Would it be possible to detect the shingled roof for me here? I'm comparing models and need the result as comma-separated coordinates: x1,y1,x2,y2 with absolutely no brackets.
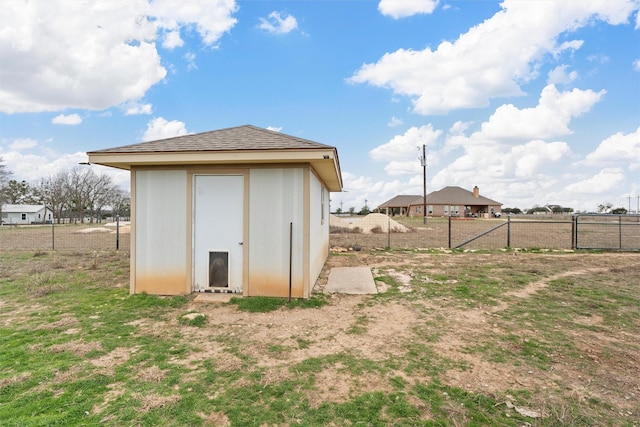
87,124,343,192
378,195,423,208
89,124,334,154
379,187,502,209
425,186,501,206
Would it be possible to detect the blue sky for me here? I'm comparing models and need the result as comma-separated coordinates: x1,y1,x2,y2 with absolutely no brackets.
1,0,639,212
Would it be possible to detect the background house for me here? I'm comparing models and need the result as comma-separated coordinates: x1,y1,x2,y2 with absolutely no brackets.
87,125,342,298
1,204,53,225
379,186,502,218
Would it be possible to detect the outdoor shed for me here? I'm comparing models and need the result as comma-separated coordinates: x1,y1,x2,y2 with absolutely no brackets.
1,204,53,225
87,125,342,298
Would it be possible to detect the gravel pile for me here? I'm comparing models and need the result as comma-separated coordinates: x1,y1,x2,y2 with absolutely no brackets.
330,213,409,234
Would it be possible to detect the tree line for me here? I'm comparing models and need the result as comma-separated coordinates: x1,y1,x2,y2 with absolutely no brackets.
0,157,130,224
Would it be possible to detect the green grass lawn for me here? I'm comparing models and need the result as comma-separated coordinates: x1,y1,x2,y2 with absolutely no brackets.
1,250,638,426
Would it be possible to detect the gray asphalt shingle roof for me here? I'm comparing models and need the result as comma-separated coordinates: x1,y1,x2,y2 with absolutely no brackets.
89,124,334,154
378,195,423,208
426,186,501,206
378,187,502,208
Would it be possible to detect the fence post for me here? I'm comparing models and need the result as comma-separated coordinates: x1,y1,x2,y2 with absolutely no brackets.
51,221,55,251
571,215,576,249
448,215,452,249
618,214,622,250
387,216,390,249
116,215,120,250
507,214,511,248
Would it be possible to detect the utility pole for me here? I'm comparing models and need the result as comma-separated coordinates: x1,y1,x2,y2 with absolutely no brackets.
419,144,427,225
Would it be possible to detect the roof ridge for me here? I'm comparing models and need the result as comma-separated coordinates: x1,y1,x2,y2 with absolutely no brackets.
87,124,335,154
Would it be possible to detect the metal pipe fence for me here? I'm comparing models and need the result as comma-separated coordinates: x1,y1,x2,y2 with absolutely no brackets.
0,217,130,252
330,214,640,251
2,214,638,253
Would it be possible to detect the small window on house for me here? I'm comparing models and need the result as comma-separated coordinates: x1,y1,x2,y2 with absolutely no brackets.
21,213,26,220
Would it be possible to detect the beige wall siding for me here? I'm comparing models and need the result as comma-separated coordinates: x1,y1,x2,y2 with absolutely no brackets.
134,170,188,295
248,168,305,297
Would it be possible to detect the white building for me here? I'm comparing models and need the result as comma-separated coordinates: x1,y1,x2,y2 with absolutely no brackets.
1,204,53,225
87,125,343,298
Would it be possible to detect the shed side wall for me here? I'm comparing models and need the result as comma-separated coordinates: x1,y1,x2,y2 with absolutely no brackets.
134,170,188,295
308,171,329,296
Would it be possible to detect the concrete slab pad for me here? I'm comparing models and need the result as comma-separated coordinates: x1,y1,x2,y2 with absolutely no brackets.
193,293,234,303
325,267,377,294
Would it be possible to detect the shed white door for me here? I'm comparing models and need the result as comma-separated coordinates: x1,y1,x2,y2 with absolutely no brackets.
193,175,244,293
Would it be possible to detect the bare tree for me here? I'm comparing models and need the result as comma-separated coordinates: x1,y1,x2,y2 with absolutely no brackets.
109,187,131,219
597,202,613,214
84,171,118,223
36,170,69,224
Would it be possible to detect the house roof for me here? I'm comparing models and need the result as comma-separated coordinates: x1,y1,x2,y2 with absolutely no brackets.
379,187,502,210
87,125,342,191
378,195,423,209
2,204,48,213
420,186,502,206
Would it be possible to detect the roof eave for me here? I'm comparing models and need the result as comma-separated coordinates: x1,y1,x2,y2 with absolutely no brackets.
87,148,343,192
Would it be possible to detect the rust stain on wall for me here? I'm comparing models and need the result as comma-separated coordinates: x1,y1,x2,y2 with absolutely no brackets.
135,273,187,295
248,272,304,298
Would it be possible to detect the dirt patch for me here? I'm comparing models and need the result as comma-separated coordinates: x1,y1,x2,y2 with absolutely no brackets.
90,347,134,375
505,267,609,299
135,365,167,383
48,340,103,357
136,393,181,411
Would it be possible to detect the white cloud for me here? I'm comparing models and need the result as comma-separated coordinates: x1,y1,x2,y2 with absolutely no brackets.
585,127,640,169
387,116,404,127
123,101,153,116
0,146,128,189
370,125,441,175
162,30,184,49
547,65,578,85
142,117,189,141
378,0,438,19
258,12,298,34
478,85,605,141
564,168,626,195
266,126,282,132
0,0,238,113
350,0,637,114
151,0,238,46
51,113,82,125
8,138,38,151
633,59,640,71
184,52,198,71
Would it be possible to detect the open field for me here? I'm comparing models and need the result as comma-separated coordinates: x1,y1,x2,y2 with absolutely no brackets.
1,249,638,426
